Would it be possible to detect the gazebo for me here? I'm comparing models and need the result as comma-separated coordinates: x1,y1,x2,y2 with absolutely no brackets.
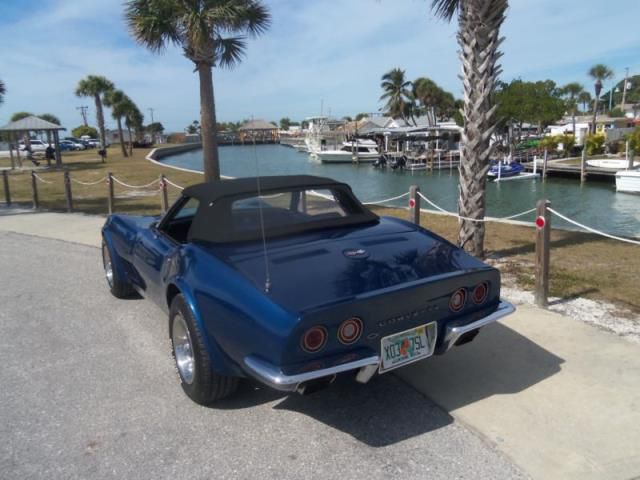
0,115,66,168
238,119,279,143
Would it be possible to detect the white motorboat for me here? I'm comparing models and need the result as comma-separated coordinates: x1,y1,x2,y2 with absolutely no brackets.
311,139,380,163
587,159,640,169
615,170,640,193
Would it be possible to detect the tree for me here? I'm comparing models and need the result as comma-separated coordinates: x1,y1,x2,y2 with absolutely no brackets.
279,117,292,130
10,111,33,122
186,120,201,134
588,64,614,133
103,89,130,157
379,68,412,123
123,99,144,153
0,79,5,106
431,0,508,257
75,75,115,148
38,113,61,125
412,77,456,124
72,125,98,138
342,116,353,122
125,0,270,182
578,91,592,113
147,122,165,134
355,112,368,121
561,82,583,138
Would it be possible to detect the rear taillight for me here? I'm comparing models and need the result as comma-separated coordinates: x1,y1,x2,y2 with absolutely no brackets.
472,282,489,304
301,326,328,353
449,288,466,312
338,317,363,345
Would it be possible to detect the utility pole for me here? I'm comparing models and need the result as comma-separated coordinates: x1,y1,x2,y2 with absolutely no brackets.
147,108,155,124
621,67,630,110
148,108,155,143
76,106,88,126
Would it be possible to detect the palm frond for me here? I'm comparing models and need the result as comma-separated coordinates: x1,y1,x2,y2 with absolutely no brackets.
215,36,247,68
125,0,181,52
431,0,459,21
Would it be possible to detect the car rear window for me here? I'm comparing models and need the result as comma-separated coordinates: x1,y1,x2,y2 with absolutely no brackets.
231,189,349,232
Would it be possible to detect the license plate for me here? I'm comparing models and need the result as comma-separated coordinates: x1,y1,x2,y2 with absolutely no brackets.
379,322,437,373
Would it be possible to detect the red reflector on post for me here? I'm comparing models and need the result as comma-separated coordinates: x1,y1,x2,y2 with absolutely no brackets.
535,216,546,229
408,198,416,208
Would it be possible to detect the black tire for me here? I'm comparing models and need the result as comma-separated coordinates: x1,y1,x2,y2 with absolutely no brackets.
102,240,135,298
169,294,239,405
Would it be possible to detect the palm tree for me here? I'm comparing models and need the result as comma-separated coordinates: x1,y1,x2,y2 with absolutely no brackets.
379,68,413,124
75,75,115,149
561,82,583,138
123,100,144,155
431,0,508,257
413,77,453,125
38,113,62,146
578,91,592,113
0,79,5,106
588,64,614,133
125,0,270,182
103,89,130,158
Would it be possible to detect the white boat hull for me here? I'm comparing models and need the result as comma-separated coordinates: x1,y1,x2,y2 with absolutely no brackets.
587,159,640,169
615,171,640,193
315,151,379,163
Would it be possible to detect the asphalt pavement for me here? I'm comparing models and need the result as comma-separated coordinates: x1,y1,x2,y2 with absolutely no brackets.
0,231,526,480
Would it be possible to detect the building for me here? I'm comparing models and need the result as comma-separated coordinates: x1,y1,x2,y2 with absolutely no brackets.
238,119,279,143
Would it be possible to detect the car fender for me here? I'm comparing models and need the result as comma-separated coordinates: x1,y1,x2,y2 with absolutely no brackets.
101,229,130,284
169,278,244,377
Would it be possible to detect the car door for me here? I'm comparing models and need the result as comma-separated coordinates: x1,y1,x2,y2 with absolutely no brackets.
133,196,199,306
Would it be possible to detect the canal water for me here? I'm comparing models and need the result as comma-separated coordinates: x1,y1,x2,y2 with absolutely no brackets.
162,144,640,238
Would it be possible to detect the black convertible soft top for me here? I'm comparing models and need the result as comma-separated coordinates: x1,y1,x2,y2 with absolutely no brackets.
183,176,379,243
183,175,343,203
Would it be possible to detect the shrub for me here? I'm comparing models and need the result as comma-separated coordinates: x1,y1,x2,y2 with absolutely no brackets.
585,132,606,155
72,125,98,138
626,127,640,155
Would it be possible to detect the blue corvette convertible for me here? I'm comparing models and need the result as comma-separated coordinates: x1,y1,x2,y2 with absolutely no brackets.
102,175,514,405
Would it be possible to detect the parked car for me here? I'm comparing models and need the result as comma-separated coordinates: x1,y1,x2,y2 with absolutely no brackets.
85,138,102,148
62,138,87,150
59,139,84,151
19,139,48,153
101,175,514,405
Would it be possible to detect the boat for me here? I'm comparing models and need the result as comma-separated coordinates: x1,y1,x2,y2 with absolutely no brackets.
487,161,525,179
615,170,640,193
587,159,640,169
406,156,428,171
311,139,380,163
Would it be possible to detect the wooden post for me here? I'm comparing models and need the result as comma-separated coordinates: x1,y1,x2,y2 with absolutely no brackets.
53,130,62,168
2,170,11,205
160,174,169,213
107,172,114,214
542,148,548,179
14,132,22,168
409,185,420,226
580,147,587,183
31,171,39,209
534,199,551,307
8,140,15,170
63,170,73,212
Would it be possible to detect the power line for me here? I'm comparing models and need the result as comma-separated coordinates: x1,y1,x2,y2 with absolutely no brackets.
76,106,88,126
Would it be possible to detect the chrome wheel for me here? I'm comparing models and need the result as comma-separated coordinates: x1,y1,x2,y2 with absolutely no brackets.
172,312,195,384
102,244,113,288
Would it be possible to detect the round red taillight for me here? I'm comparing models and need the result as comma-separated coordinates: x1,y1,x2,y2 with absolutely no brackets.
338,317,363,345
449,288,466,312
472,282,489,304
301,326,328,353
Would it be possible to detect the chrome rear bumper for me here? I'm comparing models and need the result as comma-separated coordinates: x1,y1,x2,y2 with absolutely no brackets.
440,300,515,352
244,300,515,392
244,355,380,392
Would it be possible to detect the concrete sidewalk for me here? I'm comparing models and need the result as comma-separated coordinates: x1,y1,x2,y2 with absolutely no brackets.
1,208,639,480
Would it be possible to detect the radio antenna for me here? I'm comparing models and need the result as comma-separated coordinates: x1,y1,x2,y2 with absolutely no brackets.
252,123,271,293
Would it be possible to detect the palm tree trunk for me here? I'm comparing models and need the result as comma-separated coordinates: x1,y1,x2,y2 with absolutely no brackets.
95,94,107,149
591,97,599,134
456,0,506,257
127,123,133,156
116,117,128,158
198,63,220,182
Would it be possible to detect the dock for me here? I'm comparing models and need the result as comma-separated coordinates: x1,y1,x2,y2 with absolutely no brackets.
523,160,617,181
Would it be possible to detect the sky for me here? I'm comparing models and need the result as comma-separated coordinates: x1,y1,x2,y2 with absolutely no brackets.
1,0,639,133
